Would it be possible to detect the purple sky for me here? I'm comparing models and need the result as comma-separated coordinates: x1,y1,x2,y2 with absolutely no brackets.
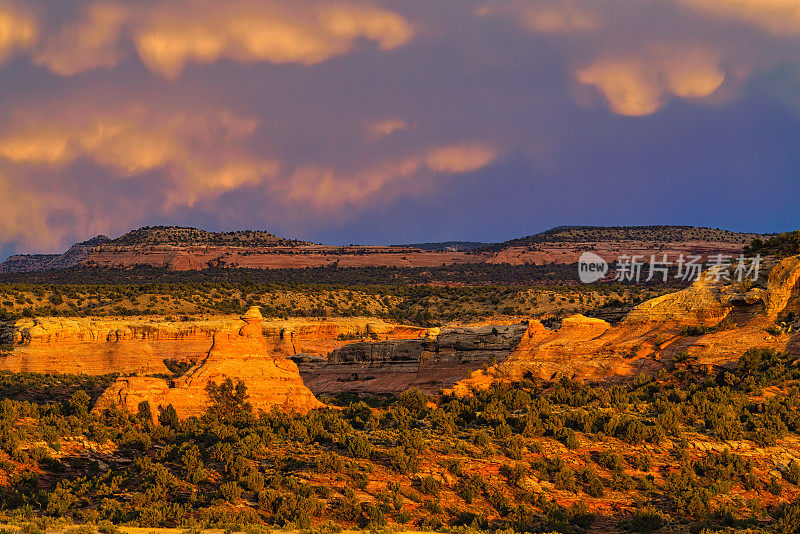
1,0,799,259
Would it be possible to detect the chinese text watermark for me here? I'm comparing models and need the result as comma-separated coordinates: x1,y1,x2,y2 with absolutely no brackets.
578,252,761,284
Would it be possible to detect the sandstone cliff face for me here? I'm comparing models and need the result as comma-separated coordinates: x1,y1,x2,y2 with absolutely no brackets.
95,307,323,420
0,317,238,375
450,255,800,395
0,315,427,375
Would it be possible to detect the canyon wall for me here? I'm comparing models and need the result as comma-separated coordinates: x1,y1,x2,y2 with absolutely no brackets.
298,323,528,395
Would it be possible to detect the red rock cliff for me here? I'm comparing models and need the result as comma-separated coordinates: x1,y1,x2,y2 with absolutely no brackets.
94,307,323,419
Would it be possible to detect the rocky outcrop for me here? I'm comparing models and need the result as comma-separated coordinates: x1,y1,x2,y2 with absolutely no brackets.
764,255,800,320
299,323,527,394
95,307,323,420
621,275,732,326
449,255,800,395
0,315,428,375
0,317,238,375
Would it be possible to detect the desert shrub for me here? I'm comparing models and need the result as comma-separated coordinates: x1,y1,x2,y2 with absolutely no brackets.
598,451,626,472
205,378,253,426
317,450,344,473
624,508,666,533
584,468,606,498
97,523,122,534
558,427,580,449
346,434,372,458
786,461,800,486
680,326,709,336
158,404,180,428
775,500,800,534
554,466,577,493
500,463,526,487
387,446,418,474
219,481,243,503
624,419,647,445
472,430,491,448
419,475,442,496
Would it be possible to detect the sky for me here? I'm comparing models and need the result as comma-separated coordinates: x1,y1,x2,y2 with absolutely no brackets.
1,0,800,259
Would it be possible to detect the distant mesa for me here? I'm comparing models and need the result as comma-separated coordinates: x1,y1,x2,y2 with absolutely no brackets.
483,225,766,252
107,225,310,247
397,241,489,251
0,224,768,274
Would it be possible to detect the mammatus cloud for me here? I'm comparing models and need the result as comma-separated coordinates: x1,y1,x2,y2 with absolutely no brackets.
482,1,789,115
576,50,726,116
135,4,413,78
2,0,800,254
0,97,497,248
2,1,413,78
0,7,36,59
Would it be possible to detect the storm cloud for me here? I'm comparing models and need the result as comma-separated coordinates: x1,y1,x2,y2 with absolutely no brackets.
1,0,799,256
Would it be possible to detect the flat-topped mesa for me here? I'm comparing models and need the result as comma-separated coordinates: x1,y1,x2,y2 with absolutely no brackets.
94,306,323,421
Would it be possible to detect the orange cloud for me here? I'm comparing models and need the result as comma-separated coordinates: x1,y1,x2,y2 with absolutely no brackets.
134,2,413,78
0,172,68,250
478,1,599,33
577,51,725,116
0,7,36,60
425,144,498,173
576,59,663,116
681,0,800,36
34,3,128,75
285,143,498,211
485,1,737,116
0,106,275,208
664,51,726,98
12,1,412,77
366,118,408,140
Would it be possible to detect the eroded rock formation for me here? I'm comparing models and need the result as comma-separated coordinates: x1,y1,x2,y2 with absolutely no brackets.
95,307,323,419
0,315,427,375
449,254,800,395
299,323,528,394
0,317,235,375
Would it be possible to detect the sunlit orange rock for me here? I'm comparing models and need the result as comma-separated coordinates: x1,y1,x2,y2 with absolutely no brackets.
0,314,428,375
95,307,323,420
449,255,800,395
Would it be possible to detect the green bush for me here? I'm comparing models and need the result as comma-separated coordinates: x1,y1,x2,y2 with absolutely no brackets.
219,481,243,503
419,475,442,496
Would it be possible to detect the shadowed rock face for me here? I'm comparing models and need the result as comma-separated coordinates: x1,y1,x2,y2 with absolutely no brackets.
94,307,323,420
298,323,528,395
449,255,800,395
